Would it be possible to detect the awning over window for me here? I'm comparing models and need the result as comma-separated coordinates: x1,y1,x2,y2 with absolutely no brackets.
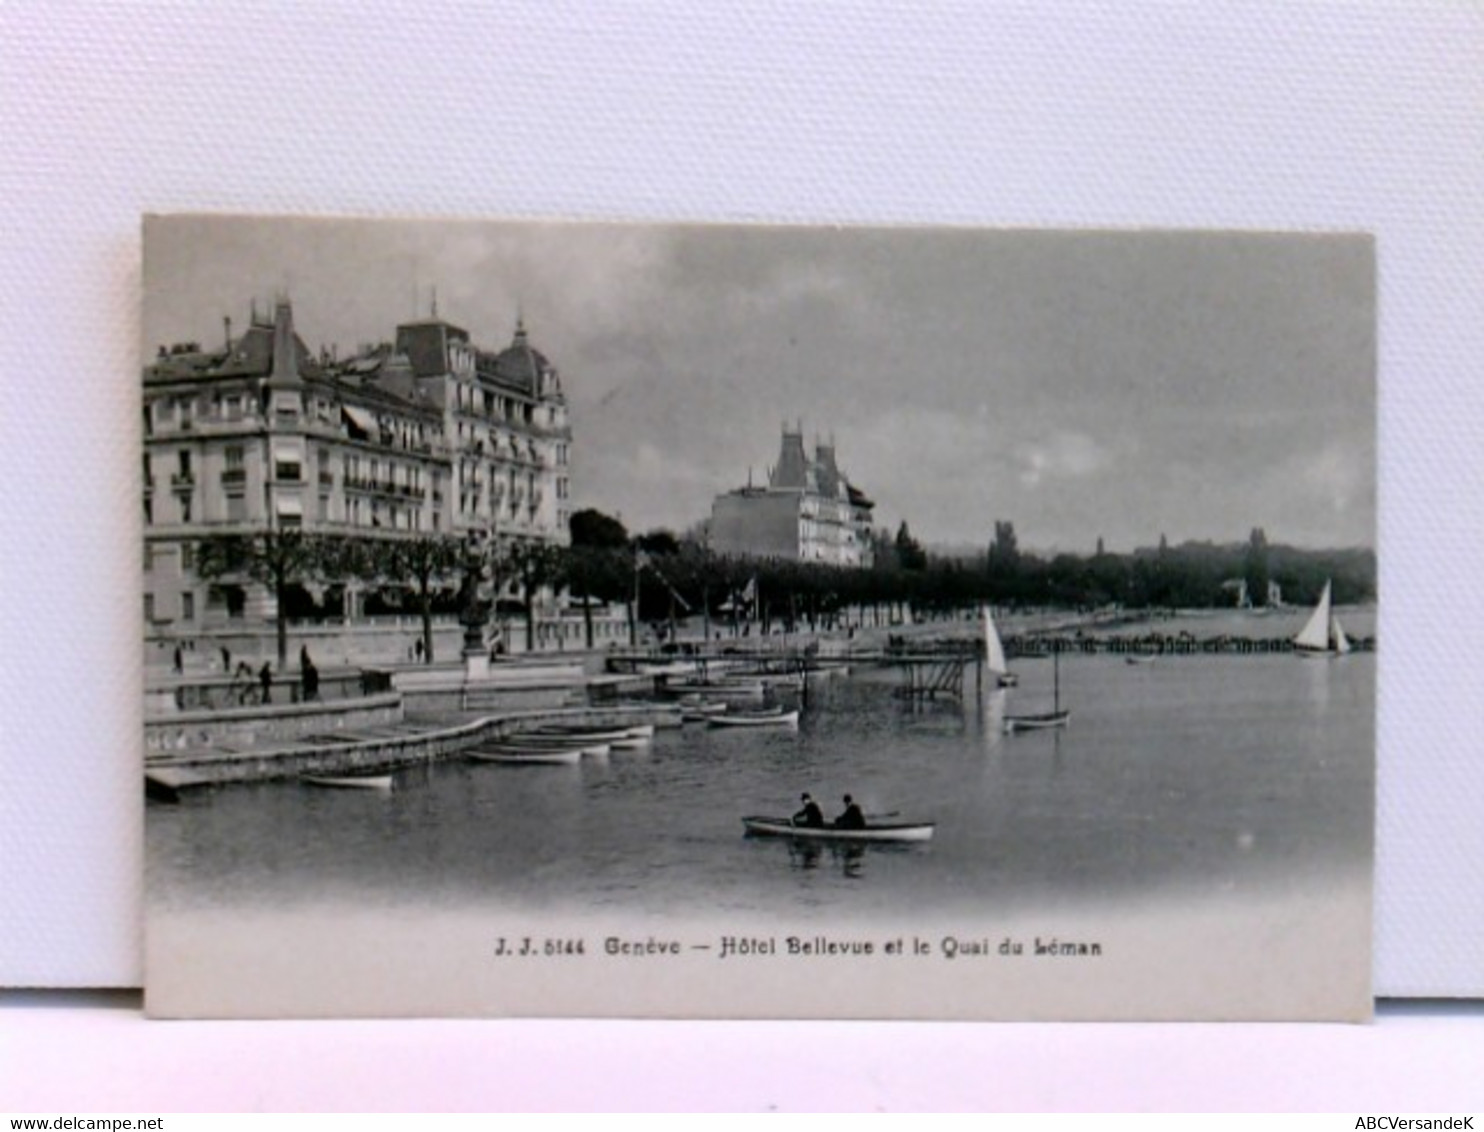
271,444,302,464
342,404,378,433
275,496,303,517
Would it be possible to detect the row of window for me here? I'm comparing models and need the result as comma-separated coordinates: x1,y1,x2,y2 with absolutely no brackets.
146,390,445,451
144,543,195,572
453,421,556,466
144,392,254,437
144,489,452,532
147,445,445,490
454,381,542,425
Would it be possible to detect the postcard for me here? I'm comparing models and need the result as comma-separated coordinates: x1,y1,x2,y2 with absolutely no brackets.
142,216,1375,1019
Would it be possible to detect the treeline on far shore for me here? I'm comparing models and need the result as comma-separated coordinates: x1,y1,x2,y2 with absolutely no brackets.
575,517,1376,633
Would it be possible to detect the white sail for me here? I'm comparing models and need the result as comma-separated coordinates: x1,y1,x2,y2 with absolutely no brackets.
981,605,1009,675
1294,580,1334,652
1331,614,1351,655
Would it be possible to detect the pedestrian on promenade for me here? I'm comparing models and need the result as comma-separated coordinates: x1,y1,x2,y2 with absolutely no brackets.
259,661,272,704
300,646,319,702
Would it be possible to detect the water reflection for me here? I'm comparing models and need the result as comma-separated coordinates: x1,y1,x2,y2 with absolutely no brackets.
782,838,893,878
978,689,1007,748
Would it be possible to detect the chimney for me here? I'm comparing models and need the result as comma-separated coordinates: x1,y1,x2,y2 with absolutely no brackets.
269,297,300,386
224,316,232,352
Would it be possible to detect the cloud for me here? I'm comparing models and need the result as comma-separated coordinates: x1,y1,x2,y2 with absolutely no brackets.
1016,431,1112,489
586,441,724,535
1297,441,1368,518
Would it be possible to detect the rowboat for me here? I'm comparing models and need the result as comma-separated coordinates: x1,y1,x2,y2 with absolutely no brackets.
708,708,799,729
680,702,728,723
1003,648,1071,733
301,773,394,791
497,735,613,756
741,816,935,843
522,730,648,750
530,723,655,742
666,679,766,698
749,672,806,690
1002,710,1072,733
468,746,582,765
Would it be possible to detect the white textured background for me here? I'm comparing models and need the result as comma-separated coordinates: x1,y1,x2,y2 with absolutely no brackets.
1,0,1481,1110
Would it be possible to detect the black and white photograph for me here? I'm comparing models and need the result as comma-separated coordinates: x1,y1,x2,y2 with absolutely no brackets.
142,216,1375,1020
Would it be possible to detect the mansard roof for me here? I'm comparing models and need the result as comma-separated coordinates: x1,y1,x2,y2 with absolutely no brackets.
477,319,559,397
144,322,322,385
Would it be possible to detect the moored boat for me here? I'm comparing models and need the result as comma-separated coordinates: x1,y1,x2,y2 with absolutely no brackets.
708,708,799,729
1002,710,1071,733
498,734,614,756
301,773,394,791
531,723,655,741
1003,647,1070,733
468,746,583,765
680,702,728,722
741,815,935,842
665,679,766,698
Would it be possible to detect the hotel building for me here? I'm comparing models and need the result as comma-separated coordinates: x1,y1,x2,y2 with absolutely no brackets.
709,426,875,566
142,297,572,634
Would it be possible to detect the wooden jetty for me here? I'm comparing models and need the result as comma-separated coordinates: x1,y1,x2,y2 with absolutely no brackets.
884,644,983,702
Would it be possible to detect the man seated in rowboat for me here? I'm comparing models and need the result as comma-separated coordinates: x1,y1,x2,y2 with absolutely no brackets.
792,792,825,828
834,794,866,830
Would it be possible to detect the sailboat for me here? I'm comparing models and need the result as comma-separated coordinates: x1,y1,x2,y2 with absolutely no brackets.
1003,646,1071,732
981,605,1018,687
1292,579,1352,658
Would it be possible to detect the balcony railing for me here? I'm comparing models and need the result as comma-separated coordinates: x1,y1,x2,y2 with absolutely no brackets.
170,472,195,487
221,468,246,486
344,475,408,497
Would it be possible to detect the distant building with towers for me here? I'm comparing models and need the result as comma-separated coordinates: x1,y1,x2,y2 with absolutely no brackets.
709,425,875,566
141,295,572,633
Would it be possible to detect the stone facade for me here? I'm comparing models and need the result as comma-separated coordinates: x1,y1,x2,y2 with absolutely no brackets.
709,427,874,565
142,298,572,640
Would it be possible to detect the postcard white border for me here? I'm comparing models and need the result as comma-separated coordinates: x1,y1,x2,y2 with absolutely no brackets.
2,0,1481,1110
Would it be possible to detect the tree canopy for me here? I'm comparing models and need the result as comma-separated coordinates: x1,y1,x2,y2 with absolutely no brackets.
569,508,630,549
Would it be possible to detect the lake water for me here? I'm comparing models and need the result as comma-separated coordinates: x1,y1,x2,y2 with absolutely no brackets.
146,608,1374,1018
150,608,1374,920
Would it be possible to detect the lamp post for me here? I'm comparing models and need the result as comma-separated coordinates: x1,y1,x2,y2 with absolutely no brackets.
458,530,491,680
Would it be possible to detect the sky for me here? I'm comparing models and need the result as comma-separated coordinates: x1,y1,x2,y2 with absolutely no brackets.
143,217,1375,553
